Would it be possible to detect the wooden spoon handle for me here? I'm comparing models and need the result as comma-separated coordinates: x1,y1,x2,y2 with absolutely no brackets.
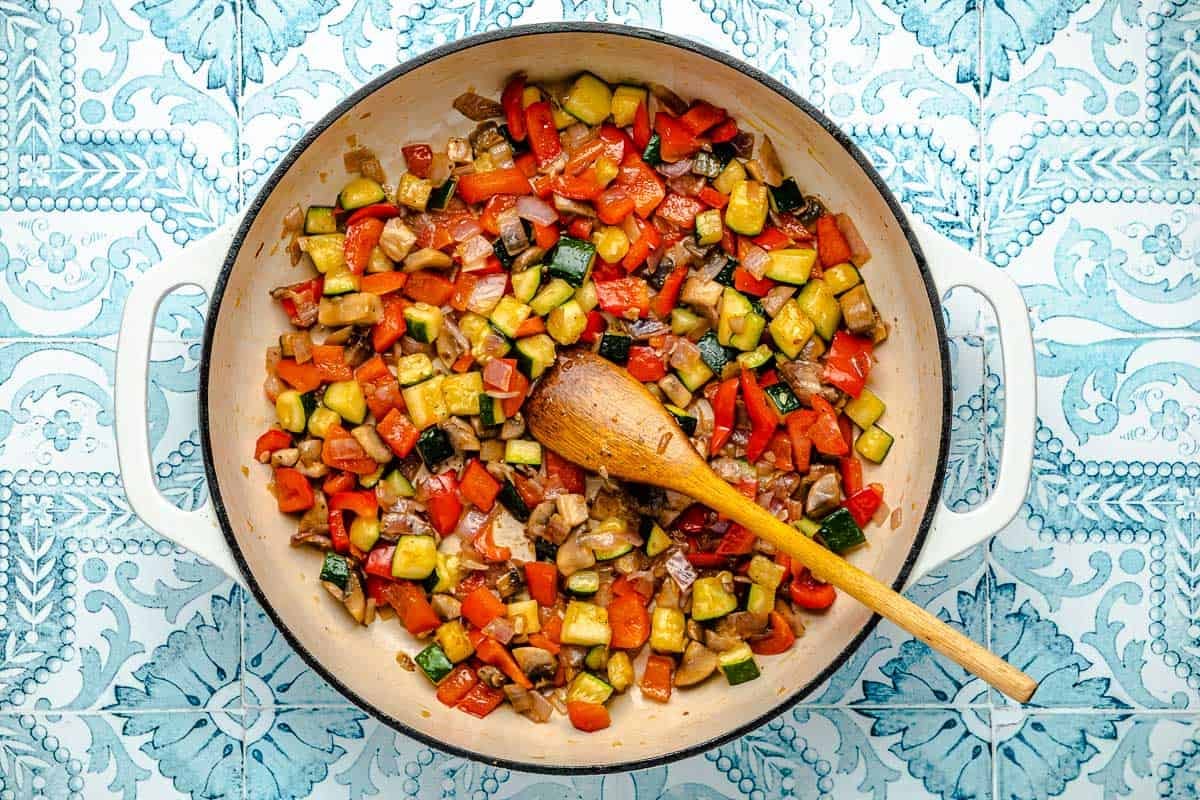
684,470,1038,703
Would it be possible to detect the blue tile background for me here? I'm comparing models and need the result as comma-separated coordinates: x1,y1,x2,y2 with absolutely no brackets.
1,0,1198,796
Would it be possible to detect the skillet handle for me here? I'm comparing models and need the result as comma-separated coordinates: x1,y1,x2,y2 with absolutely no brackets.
906,222,1036,586
115,222,246,585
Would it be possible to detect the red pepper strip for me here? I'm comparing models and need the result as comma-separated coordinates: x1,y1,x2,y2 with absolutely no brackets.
809,396,850,456
752,226,791,251
786,410,816,472
751,611,798,655
311,345,352,382
580,310,607,344
401,143,434,178
359,271,407,295
480,194,518,235
376,409,419,458
715,524,756,556
567,701,611,732
650,264,687,319
844,484,884,527
524,561,558,607
674,504,709,534
817,213,852,267
476,638,533,689
615,155,665,219
524,101,562,166
768,429,794,471
626,346,667,382
608,592,651,650
655,192,706,229
344,202,401,227
501,370,531,419
533,221,560,249
740,369,779,462
328,490,378,518
344,217,384,275
372,294,408,353
732,266,775,297
653,113,702,162
425,471,463,535
680,101,727,134
790,568,836,610
708,118,739,143
323,471,356,496
321,425,377,474
274,359,323,393
640,655,673,703
363,545,395,578
461,586,507,630
564,138,606,175
460,458,501,512
404,271,455,306
457,682,505,717
255,429,292,461
436,665,478,706
501,74,527,141
686,552,730,568
595,185,636,225
710,377,740,453
594,277,650,319
544,449,586,494
599,123,630,162
274,467,314,513
327,509,349,552
698,185,728,209
621,217,661,272
632,100,651,150
456,167,532,204
527,633,561,655
840,456,864,497
823,330,875,399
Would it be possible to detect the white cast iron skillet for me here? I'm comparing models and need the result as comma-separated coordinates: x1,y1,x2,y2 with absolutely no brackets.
114,24,1035,772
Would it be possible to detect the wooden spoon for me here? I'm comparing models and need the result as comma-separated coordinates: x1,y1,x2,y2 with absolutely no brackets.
525,350,1037,703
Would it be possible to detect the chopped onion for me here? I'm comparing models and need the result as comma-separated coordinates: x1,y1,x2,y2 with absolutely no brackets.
265,346,282,371
668,174,706,197
457,234,494,266
578,526,642,552
741,242,770,279
487,140,515,169
283,205,304,232
622,213,642,243
525,691,554,723
759,135,785,186
498,208,529,255
429,153,451,185
484,388,522,400
731,131,755,158
561,123,592,151
516,195,558,227
263,374,284,403
665,549,697,591
455,508,490,539
628,318,669,340
450,216,483,242
478,330,511,361
504,683,532,713
482,615,515,644
284,331,313,364
658,158,694,178
761,285,796,317
669,337,704,371
553,194,595,217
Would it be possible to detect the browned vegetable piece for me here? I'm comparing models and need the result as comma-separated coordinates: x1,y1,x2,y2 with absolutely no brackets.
839,285,876,335
454,92,504,121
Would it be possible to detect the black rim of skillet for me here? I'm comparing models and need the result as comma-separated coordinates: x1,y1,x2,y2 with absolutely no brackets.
199,21,952,775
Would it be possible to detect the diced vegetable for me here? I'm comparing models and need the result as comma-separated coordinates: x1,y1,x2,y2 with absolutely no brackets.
650,606,686,653
561,600,612,647
855,424,894,463
717,643,761,685
691,574,738,621
392,535,438,579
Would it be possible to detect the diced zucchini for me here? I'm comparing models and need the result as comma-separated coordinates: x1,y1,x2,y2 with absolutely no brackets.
401,376,447,430
670,307,703,335
665,404,697,436
497,480,530,522
746,582,775,617
304,206,337,234
855,425,894,463
442,371,484,417
823,262,861,295
514,334,557,379
650,607,686,653
844,388,885,429
691,574,738,621
530,278,575,316
713,157,747,196
585,645,609,671
522,85,542,108
593,225,630,263
692,150,724,179
563,72,613,125
736,344,773,370
765,382,801,415
339,177,386,210
796,517,822,537
566,569,600,596
725,180,768,235
547,236,596,287
768,299,816,359
416,426,453,466
674,357,714,392
747,555,786,590
307,406,340,439
717,287,765,351
641,133,662,165
479,394,506,427
713,258,737,286
367,246,393,274
610,84,648,127
645,523,672,557
300,233,346,274
695,208,724,246
396,173,432,212
396,353,434,387
607,651,634,691
504,439,542,466
598,332,631,364
428,177,457,211
765,248,816,285
359,464,385,488
275,390,314,433
819,506,866,554
349,515,380,552
415,643,454,684
547,299,587,345
592,518,633,560
507,599,541,635
429,551,461,593
322,270,360,296
561,601,611,647
435,620,475,663
768,178,806,214
392,535,438,579
319,552,350,589
566,672,614,705
382,469,415,499
717,642,760,685
489,296,532,338
404,302,443,343
574,280,599,312
323,381,366,425
511,266,542,304
796,278,841,341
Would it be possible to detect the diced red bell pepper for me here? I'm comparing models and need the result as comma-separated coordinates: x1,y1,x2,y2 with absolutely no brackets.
359,366,405,423
359,271,408,295
276,276,323,328
328,509,349,552
501,370,531,418
580,310,607,344
767,429,794,471
524,561,558,607
512,316,546,338
564,138,606,176
650,264,687,319
372,294,407,353
632,100,651,151
655,193,705,230
480,194,518,236
740,369,779,462
437,664,478,706
275,359,323,393
403,271,455,307
808,396,850,456
311,345,353,382
523,101,562,166
698,185,728,209
640,654,673,703
384,581,442,634
621,217,661,272
530,173,553,199
593,260,626,285
599,123,630,162
457,682,505,718
323,471,356,495
460,458,501,512
654,113,702,162
844,484,884,528
344,217,385,275
595,277,650,318
789,568,836,610
461,586,507,630
715,523,756,556
595,186,636,225
501,74,527,142
686,551,730,568
774,212,814,242
401,143,434,178
457,167,533,205
544,449,585,494
608,592,651,650
512,472,544,508
476,638,533,689
321,425,378,474
708,118,739,143
483,358,520,392
616,156,665,219
255,429,292,461
840,456,864,497
823,330,874,398
329,490,378,518
751,610,798,655
567,701,611,732
786,410,816,472
566,216,593,240
673,505,709,534
425,471,462,535
732,266,775,297
680,101,727,135
752,226,791,251
515,151,538,178
533,221,560,249
273,467,314,513
344,202,401,227
839,414,854,450
626,346,667,382
710,377,739,453
817,214,852,267
364,545,395,579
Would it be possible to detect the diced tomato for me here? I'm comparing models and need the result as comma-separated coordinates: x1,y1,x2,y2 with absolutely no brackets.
655,193,705,229
457,682,505,718
567,701,611,733
329,490,377,518
595,277,650,318
344,217,384,275
698,185,728,209
595,186,636,225
457,168,532,204
789,568,836,610
461,586,507,630
460,458,501,512
680,101,727,135
401,143,434,178
328,509,349,552
533,221,560,249
524,561,558,607
437,664,478,706
255,429,292,461
523,101,562,166
640,655,673,703
816,214,852,267
311,345,352,382
733,266,775,297
425,471,462,535
626,346,667,382
479,194,518,236
360,271,408,295
501,74,527,142
632,100,651,151
274,359,323,393
708,118,739,143
403,271,455,307
580,310,607,344
844,484,884,528
608,593,650,649
752,226,791,251
344,202,401,227
751,610,797,655
544,448,585,494
273,467,314,513
616,156,666,219
364,545,395,579
710,377,739,453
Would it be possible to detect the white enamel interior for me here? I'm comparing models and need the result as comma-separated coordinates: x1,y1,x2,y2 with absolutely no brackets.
204,30,946,770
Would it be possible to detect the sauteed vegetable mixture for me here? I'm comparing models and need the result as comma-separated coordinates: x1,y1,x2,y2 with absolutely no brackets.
257,73,892,731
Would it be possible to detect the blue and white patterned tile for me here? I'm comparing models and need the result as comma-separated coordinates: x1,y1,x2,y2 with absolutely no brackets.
243,593,347,708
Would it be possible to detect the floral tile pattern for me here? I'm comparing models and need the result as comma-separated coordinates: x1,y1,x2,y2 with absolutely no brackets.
1,0,1198,797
